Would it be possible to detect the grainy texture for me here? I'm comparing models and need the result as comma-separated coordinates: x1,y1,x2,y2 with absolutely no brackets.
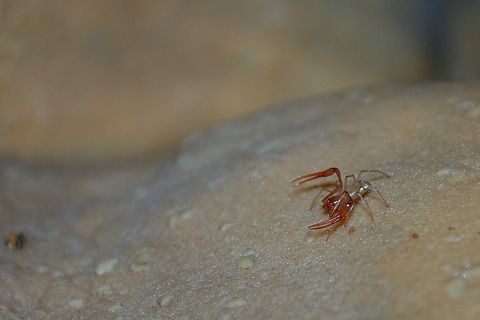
1,80,480,319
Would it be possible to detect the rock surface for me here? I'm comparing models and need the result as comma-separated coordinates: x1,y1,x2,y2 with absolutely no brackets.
1,80,480,319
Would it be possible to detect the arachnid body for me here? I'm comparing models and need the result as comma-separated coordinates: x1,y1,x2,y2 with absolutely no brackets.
292,167,390,230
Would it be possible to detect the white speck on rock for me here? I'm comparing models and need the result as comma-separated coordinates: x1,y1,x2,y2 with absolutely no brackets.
238,255,255,270
226,297,246,308
68,299,84,310
241,248,256,256
96,258,118,275
434,167,465,182
442,235,461,242
219,223,234,232
157,295,174,308
166,209,195,228
96,284,113,295
109,303,123,312
130,251,151,273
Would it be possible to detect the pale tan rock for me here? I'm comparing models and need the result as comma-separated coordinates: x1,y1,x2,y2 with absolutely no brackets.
1,80,480,319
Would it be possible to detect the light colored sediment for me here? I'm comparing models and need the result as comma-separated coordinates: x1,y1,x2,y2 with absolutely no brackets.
1,80,480,319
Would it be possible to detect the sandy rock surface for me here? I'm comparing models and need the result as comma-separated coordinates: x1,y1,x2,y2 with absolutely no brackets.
1,80,480,319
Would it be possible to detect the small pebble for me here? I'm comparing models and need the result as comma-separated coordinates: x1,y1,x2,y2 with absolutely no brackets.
242,248,255,256
443,235,461,242
166,209,195,228
109,303,123,312
68,299,84,310
226,297,246,308
96,258,118,275
96,284,113,295
130,251,151,273
157,295,174,308
219,223,234,232
238,255,255,270
434,168,465,182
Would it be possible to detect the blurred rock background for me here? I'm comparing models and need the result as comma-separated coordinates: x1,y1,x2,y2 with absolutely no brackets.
0,0,478,163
